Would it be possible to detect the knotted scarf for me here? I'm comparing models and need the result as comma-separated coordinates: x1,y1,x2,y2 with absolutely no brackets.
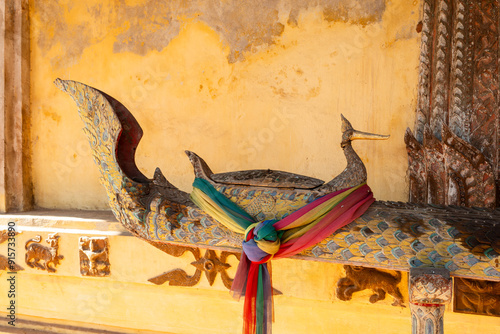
190,178,374,334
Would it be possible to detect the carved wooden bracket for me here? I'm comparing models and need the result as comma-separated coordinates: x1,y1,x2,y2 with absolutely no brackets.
148,243,240,290
454,277,500,317
24,233,63,273
336,265,405,306
79,237,110,277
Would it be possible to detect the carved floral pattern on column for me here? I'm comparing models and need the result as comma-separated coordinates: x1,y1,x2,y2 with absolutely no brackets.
409,268,452,334
336,265,405,307
454,277,500,316
79,237,110,277
409,269,452,304
410,304,446,334
148,243,240,290
409,0,500,207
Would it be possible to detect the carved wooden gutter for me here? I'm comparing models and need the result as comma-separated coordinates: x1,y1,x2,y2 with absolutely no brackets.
55,78,500,332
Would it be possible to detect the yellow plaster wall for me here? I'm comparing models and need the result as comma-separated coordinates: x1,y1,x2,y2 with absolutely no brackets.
30,0,420,210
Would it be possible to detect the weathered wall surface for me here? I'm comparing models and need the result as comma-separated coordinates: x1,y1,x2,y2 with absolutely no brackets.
30,0,420,210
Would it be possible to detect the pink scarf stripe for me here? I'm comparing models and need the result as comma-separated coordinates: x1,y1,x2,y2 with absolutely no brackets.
279,184,370,245
272,187,351,230
276,196,373,258
275,185,373,258
275,188,372,257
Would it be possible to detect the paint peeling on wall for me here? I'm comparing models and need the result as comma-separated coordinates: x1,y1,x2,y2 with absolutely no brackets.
115,0,386,62
30,1,113,67
32,0,385,64
31,0,418,209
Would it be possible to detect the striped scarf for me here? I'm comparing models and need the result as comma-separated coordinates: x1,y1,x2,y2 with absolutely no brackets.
191,178,374,334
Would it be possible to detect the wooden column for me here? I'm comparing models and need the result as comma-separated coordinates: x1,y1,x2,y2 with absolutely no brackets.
0,0,32,212
409,268,452,334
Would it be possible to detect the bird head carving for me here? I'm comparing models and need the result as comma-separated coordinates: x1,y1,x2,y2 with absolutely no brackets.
341,114,390,148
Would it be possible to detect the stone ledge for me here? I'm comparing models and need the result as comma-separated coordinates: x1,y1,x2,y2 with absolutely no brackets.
0,210,131,236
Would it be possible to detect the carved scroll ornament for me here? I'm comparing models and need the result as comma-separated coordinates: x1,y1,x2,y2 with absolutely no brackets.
148,244,240,289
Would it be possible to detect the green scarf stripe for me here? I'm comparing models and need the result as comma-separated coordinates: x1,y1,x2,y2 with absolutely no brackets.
192,178,254,228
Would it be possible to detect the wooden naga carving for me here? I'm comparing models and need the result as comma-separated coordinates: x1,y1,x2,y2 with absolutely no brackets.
54,79,500,284
54,60,500,333
407,0,499,208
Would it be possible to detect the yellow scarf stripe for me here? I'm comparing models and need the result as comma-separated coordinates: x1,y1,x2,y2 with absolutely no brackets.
191,188,246,234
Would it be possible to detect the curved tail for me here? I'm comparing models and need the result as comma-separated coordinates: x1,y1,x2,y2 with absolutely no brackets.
25,235,41,250
54,79,190,239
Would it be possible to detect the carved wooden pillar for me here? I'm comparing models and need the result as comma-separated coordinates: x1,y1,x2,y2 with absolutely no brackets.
0,0,32,212
409,268,452,334
407,0,499,208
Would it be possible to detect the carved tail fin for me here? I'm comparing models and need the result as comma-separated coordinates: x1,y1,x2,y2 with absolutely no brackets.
54,79,152,236
55,79,192,240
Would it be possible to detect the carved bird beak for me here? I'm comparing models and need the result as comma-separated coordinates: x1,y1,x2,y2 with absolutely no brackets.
350,129,390,141
340,114,390,142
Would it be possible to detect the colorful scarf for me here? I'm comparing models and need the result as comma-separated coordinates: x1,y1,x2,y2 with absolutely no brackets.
191,178,374,334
